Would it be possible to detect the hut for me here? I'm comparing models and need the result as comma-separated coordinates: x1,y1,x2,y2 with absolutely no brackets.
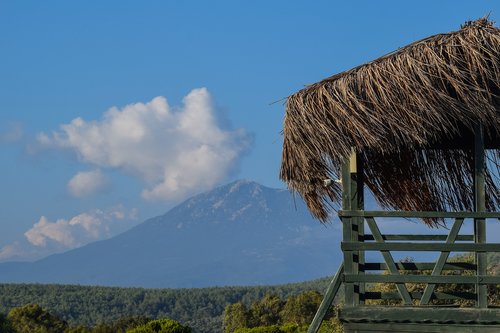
280,18,500,332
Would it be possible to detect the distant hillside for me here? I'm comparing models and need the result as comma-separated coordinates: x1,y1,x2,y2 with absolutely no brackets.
0,180,342,288
0,277,337,333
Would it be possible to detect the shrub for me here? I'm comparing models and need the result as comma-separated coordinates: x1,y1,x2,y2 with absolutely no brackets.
126,319,191,333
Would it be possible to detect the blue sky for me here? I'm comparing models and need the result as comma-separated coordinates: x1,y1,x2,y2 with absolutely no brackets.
1,1,499,261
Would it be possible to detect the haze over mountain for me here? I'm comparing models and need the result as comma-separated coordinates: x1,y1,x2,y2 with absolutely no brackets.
0,180,342,288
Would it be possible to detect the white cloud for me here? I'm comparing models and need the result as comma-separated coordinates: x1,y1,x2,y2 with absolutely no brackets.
24,206,136,249
38,88,252,200
0,242,24,260
67,169,108,197
0,206,138,262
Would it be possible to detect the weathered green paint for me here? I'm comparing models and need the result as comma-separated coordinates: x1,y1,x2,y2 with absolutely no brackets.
364,262,476,271
307,134,500,330
307,263,344,333
366,217,412,304
365,291,476,301
350,152,365,305
339,306,500,325
339,210,500,218
344,273,500,284
343,322,500,333
341,157,354,307
363,234,473,241
474,123,487,308
341,242,500,252
420,218,464,305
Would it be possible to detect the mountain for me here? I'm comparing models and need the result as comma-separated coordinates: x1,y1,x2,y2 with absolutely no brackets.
0,180,342,288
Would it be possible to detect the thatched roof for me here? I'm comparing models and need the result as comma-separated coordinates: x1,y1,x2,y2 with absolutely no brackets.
280,18,500,224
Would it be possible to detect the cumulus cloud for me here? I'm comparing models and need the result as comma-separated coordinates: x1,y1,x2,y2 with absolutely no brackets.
24,206,137,249
0,206,138,262
38,88,252,200
67,169,108,197
0,242,24,260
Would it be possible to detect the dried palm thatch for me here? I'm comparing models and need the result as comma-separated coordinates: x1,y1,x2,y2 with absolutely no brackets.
280,18,500,224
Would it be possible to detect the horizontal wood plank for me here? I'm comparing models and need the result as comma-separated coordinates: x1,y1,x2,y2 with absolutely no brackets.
363,262,476,271
342,242,500,252
344,274,500,284
364,291,477,300
339,210,500,218
363,234,473,241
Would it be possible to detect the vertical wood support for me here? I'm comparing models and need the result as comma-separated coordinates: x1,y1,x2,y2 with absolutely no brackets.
342,155,354,306
342,149,364,306
473,123,487,308
351,151,365,304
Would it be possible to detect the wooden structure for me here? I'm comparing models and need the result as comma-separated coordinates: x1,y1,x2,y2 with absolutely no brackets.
280,19,500,333
307,135,500,332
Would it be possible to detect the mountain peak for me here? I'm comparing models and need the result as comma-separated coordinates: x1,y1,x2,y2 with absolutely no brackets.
163,180,286,225
0,179,341,288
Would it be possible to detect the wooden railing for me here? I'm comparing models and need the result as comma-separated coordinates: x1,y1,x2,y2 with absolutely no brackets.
339,210,500,307
307,210,500,333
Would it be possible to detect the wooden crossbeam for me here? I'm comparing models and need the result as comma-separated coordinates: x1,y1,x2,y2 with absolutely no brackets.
344,274,500,284
364,262,476,271
420,218,464,305
363,234,473,241
341,242,500,252
339,210,500,218
366,217,412,305
365,291,477,301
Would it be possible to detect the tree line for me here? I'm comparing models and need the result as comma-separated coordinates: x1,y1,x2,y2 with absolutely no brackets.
0,303,191,333
0,277,333,333
222,292,342,333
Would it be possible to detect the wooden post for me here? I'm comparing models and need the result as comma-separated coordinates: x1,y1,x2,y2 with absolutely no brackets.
342,155,354,306
341,149,365,306
350,151,365,304
342,157,354,306
473,123,487,308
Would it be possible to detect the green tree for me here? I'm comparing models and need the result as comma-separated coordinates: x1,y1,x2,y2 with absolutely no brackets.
279,322,305,333
280,291,323,326
113,316,151,332
234,326,282,333
317,317,343,333
0,312,15,333
126,319,191,333
8,304,68,333
223,302,249,333
91,323,116,333
249,295,284,327
65,325,92,333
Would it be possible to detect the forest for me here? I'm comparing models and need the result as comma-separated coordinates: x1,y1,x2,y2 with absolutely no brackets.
0,253,497,333
0,276,335,333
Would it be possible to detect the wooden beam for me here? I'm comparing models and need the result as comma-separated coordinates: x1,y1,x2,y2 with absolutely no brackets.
307,264,344,333
339,306,500,324
365,291,477,301
341,242,500,252
364,262,476,271
366,218,412,305
341,156,354,307
363,234,473,241
474,123,487,308
350,151,365,305
420,218,464,305
339,210,500,218
344,274,500,284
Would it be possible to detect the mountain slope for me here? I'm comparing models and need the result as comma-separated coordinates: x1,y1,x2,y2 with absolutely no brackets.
0,180,342,288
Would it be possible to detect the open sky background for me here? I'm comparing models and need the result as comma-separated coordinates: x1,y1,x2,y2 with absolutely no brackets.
1,1,500,262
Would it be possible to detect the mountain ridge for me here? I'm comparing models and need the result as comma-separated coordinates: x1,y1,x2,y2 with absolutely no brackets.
0,180,342,288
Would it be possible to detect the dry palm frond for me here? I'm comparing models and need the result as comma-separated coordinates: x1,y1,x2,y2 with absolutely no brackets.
280,18,500,224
